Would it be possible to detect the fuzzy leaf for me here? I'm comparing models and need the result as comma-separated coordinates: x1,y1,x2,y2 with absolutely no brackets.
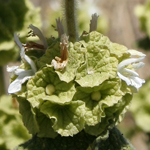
74,79,122,126
38,39,60,68
27,67,76,107
75,48,118,87
40,101,85,136
0,95,30,150
35,109,58,138
84,93,132,136
17,98,39,135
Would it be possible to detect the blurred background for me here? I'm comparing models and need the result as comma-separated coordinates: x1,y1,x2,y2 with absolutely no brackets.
0,0,150,149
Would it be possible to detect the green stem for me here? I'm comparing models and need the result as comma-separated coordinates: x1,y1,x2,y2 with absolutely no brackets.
0,66,6,95
64,0,78,43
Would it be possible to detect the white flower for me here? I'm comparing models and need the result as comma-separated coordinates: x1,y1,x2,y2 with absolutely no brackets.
117,50,146,90
7,33,37,94
28,24,48,49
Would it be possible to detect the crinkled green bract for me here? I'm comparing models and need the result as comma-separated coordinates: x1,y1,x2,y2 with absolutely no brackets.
12,31,133,138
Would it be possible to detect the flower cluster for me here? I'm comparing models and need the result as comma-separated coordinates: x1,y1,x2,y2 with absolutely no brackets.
8,16,145,138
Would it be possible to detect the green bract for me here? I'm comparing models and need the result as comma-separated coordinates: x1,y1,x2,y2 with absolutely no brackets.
10,31,135,138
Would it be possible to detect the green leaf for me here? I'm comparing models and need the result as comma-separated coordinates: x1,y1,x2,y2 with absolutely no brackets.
0,2,17,42
84,93,132,136
35,109,58,138
0,0,41,65
38,39,60,68
135,1,150,38
40,101,85,136
74,79,122,126
0,48,19,66
109,43,130,62
75,47,118,87
27,67,76,107
17,98,39,135
0,95,31,150
80,31,129,61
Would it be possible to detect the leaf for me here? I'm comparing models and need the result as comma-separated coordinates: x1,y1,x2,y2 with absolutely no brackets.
17,97,39,135
74,79,122,126
75,47,118,87
40,101,85,136
0,95,31,150
35,109,58,138
27,67,76,108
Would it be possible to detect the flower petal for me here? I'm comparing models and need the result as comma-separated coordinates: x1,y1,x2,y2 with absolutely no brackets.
14,69,27,75
29,24,48,49
24,54,37,73
14,33,22,49
132,62,145,70
8,78,22,94
7,65,19,78
7,65,19,73
118,57,145,70
117,72,131,86
14,33,26,58
8,69,34,94
128,49,146,58
130,76,145,89
123,68,139,77
16,69,34,77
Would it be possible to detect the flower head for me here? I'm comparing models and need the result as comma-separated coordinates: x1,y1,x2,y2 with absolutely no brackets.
7,34,37,94
117,49,146,90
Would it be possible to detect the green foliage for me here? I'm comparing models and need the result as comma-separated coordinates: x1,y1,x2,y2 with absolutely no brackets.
135,0,150,38
130,78,150,132
0,0,41,66
0,95,31,150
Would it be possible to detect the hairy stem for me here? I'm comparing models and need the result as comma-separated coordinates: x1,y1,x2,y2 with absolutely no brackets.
64,0,78,43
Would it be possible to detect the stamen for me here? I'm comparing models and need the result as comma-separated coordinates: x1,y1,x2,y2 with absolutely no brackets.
51,34,69,70
60,34,69,61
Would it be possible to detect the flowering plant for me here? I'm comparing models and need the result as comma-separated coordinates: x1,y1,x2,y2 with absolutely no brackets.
7,1,145,149
8,19,145,138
